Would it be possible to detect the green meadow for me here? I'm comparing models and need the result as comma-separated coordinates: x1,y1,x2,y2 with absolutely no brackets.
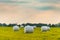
0,27,60,40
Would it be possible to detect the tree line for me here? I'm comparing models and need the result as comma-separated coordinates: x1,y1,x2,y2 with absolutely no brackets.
0,23,60,27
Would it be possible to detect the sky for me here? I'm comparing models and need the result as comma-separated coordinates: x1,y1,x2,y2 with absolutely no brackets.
0,0,60,24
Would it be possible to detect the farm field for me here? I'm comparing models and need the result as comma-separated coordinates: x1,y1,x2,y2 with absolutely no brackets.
0,27,60,40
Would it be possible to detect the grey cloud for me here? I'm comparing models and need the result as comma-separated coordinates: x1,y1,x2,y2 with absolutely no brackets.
36,0,60,3
31,6,60,11
0,0,30,4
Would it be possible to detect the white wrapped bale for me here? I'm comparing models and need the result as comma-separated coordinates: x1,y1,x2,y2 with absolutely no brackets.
28,26,36,29
47,26,50,31
13,25,19,31
24,25,34,33
41,26,50,32
33,26,36,29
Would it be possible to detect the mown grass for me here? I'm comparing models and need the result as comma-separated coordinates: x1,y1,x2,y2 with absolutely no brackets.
0,27,60,40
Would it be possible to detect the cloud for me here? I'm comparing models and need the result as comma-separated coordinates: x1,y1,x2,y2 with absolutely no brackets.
30,6,60,11
0,1,60,24
34,6,54,10
0,0,30,4
0,0,60,11
37,0,60,3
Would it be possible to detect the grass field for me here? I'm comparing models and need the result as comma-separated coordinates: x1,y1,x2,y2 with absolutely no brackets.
0,27,60,40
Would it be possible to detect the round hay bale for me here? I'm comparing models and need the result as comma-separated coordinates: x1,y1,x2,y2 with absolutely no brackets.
24,25,34,33
32,26,36,29
13,25,19,31
41,26,50,32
